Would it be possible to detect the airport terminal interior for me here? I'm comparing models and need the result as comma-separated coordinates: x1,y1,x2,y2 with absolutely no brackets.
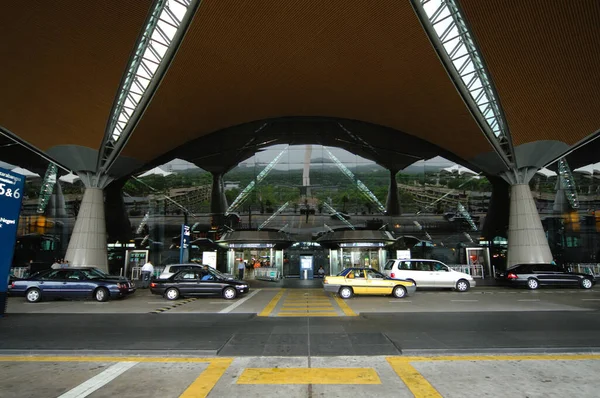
1,1,600,397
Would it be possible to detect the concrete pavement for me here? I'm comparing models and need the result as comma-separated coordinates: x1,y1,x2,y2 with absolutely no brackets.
2,354,600,397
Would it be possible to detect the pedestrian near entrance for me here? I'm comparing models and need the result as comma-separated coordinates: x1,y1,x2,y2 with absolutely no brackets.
238,259,245,280
317,266,326,278
141,260,154,288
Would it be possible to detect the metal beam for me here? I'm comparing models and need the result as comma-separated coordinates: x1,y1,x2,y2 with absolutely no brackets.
97,0,202,175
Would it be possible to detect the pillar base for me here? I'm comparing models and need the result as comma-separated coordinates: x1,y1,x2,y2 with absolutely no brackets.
65,187,108,272
507,184,552,267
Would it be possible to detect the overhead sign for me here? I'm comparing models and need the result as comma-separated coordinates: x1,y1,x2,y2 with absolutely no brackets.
340,242,385,248
0,167,25,316
396,250,411,260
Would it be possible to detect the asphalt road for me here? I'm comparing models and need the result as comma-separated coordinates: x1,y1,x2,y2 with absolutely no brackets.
1,310,599,356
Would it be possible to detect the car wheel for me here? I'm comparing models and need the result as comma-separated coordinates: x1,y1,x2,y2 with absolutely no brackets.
94,287,109,302
527,278,539,290
25,288,42,303
223,287,237,300
339,286,353,299
581,278,593,289
456,279,470,292
165,288,180,300
392,285,407,298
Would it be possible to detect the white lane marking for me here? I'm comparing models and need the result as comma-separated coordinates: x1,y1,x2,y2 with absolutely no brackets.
219,289,261,314
581,299,600,301
518,299,540,302
58,361,137,398
389,300,412,303
451,300,478,302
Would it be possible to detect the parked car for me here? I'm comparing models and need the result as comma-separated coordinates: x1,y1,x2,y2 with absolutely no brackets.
497,263,595,290
323,267,416,299
382,259,475,292
158,263,234,280
9,267,136,302
150,268,249,300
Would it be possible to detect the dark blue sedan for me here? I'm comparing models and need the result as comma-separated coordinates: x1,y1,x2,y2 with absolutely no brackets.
10,267,136,302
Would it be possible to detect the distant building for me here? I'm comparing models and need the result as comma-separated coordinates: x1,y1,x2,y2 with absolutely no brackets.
224,181,240,191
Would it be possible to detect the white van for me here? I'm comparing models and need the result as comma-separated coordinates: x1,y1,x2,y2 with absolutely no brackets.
382,259,475,292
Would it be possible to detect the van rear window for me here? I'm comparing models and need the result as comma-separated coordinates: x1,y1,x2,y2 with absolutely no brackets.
384,260,395,270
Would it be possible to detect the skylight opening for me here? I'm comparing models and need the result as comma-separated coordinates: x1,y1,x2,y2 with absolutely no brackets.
417,0,513,163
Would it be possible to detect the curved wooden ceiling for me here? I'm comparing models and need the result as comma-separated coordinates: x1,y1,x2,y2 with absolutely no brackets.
2,1,598,173
0,1,150,151
121,0,491,163
460,0,600,147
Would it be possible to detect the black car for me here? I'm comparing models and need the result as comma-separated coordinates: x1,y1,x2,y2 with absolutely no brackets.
10,267,136,302
150,268,249,300
497,263,595,290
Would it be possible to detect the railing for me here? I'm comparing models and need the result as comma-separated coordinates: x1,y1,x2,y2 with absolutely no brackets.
565,263,600,276
10,267,29,278
130,266,164,280
448,264,485,279
254,267,281,281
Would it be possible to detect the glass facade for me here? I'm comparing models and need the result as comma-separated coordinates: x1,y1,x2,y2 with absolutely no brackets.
5,143,600,278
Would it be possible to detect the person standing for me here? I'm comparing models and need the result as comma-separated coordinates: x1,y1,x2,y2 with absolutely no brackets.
238,259,245,280
141,260,154,288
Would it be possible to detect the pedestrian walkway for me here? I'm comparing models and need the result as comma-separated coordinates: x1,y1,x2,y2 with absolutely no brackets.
258,289,357,317
2,354,600,397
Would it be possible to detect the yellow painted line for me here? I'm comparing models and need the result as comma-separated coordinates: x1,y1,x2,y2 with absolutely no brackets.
277,313,339,317
386,359,442,398
333,296,358,316
237,368,381,384
0,356,233,364
395,354,600,362
258,289,285,317
281,306,334,309
180,358,233,398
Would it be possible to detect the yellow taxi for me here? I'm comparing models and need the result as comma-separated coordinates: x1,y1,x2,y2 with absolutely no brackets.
323,267,416,299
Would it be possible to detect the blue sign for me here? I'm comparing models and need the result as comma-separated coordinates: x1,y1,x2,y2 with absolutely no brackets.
179,224,191,263
0,167,25,316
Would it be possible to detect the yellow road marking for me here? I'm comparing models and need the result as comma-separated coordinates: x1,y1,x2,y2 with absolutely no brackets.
180,359,233,398
258,289,285,316
396,354,600,362
237,368,381,384
386,355,600,398
386,359,442,398
333,296,358,316
277,313,339,316
0,356,232,363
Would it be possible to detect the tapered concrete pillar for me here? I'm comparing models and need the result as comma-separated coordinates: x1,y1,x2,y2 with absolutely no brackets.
65,187,108,271
210,172,228,214
46,181,68,218
552,178,569,214
507,184,552,266
481,176,509,240
386,169,401,216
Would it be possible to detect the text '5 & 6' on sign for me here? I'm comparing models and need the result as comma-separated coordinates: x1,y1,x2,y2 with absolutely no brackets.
0,183,21,199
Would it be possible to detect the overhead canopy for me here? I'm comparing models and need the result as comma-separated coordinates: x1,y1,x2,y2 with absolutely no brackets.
1,1,599,178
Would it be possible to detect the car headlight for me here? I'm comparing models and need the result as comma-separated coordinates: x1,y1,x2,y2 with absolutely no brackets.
236,284,247,289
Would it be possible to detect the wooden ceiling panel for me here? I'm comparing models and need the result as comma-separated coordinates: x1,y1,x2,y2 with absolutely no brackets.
460,0,600,147
122,0,491,163
0,1,150,151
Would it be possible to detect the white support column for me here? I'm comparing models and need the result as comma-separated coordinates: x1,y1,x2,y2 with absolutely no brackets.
65,186,109,272
503,168,553,267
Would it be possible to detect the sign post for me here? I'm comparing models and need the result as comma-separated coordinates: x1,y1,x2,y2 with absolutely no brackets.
179,224,190,263
0,167,25,317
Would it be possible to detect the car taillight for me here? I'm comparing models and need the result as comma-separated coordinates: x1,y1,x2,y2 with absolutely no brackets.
150,282,156,288
507,273,518,280
391,273,395,278
10,283,15,288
